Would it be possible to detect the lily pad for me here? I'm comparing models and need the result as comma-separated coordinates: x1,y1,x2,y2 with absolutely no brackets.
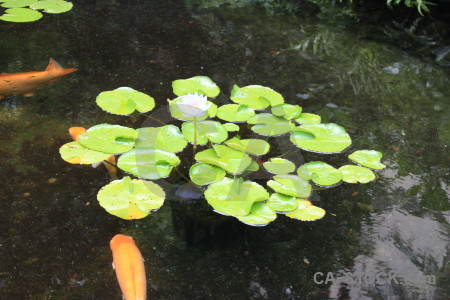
230,85,284,109
290,123,352,153
339,165,376,183
189,163,226,186
78,124,138,154
117,149,180,180
1,0,36,8
267,193,298,213
0,7,42,22
172,76,220,97
236,202,277,226
223,123,240,131
96,87,155,115
267,175,312,198
348,150,386,170
216,104,255,122
97,177,165,220
135,125,187,153
297,161,342,186
294,113,321,125
271,104,302,120
263,158,296,175
224,136,270,156
59,141,110,164
30,0,73,13
182,120,228,145
168,97,215,121
286,205,326,221
204,178,269,216
195,145,253,175
247,113,294,136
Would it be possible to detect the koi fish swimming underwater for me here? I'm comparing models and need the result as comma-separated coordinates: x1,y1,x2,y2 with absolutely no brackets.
110,234,147,300
0,58,77,100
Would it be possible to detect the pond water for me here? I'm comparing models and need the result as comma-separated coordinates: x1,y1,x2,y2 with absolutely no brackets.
0,0,449,299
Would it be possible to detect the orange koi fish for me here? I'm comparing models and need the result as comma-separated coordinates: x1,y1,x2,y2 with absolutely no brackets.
110,234,147,300
0,58,77,100
69,127,86,141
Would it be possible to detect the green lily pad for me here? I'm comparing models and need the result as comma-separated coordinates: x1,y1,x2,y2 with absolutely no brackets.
230,85,284,110
267,193,298,213
204,178,269,216
271,104,302,120
247,113,294,136
117,149,180,180
294,113,321,125
189,163,226,186
182,120,228,145
224,136,270,156
290,123,352,153
267,175,312,198
236,202,277,226
1,0,36,8
78,124,138,154
297,161,342,186
286,205,326,221
339,165,376,183
172,76,220,97
195,145,252,175
30,0,73,13
216,104,255,122
96,87,155,115
135,125,187,153
223,123,240,131
263,158,296,175
59,141,110,164
0,7,42,22
168,97,215,121
348,150,386,170
97,177,165,220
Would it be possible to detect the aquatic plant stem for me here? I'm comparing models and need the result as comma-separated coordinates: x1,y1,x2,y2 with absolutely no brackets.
141,113,166,125
193,117,198,156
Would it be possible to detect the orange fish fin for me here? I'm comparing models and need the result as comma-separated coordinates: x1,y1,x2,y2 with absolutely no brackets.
23,92,34,97
46,58,63,71
112,262,115,269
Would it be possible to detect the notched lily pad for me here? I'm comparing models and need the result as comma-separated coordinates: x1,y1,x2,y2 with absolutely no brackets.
117,149,180,180
297,161,342,186
224,136,270,156
263,158,296,175
348,150,386,170
216,104,255,122
0,7,42,22
236,202,277,226
96,87,155,115
286,204,326,221
182,120,228,145
135,125,187,153
267,175,312,198
247,113,294,136
195,145,252,175
29,0,73,13
59,141,110,164
172,76,220,97
230,85,284,109
290,123,351,153
97,177,165,220
189,163,226,186
271,104,302,120
204,178,269,216
339,165,376,183
267,193,298,213
294,113,321,125
78,124,138,154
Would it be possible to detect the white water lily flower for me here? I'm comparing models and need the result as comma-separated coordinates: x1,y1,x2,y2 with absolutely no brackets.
177,93,212,118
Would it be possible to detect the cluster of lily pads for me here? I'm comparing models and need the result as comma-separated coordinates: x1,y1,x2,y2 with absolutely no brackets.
0,0,72,22
59,76,385,226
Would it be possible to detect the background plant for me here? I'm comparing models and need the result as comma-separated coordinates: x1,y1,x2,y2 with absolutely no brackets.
59,76,385,226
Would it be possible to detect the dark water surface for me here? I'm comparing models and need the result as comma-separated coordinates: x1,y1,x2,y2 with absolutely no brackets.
0,0,449,299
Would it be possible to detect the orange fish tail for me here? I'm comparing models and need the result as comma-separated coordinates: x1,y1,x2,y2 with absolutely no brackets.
46,58,78,76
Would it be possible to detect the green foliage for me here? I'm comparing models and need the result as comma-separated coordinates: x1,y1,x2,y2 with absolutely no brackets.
59,76,384,226
0,0,72,22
